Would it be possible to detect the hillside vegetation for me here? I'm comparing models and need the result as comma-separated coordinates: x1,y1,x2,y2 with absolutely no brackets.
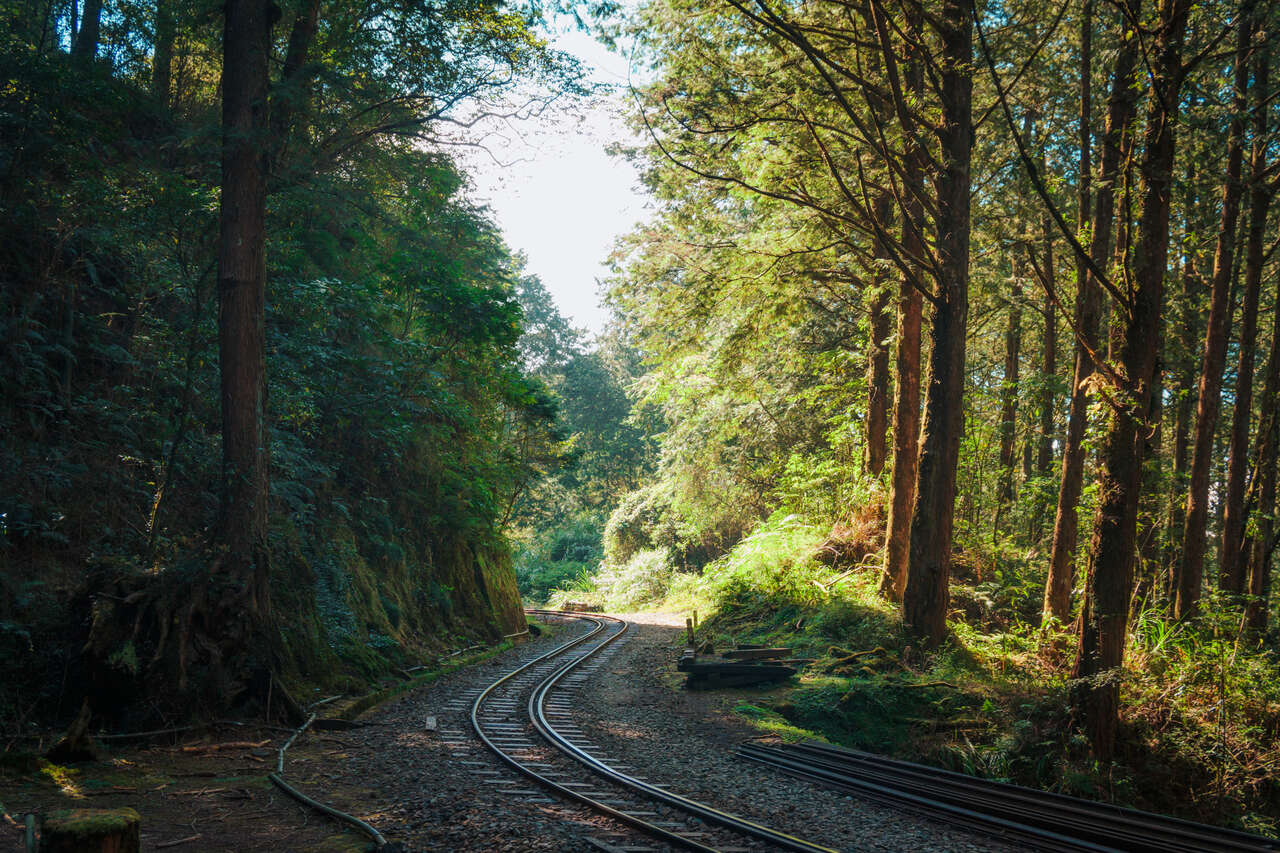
0,0,577,724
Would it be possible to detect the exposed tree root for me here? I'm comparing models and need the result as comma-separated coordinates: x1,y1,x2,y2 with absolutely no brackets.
78,560,300,727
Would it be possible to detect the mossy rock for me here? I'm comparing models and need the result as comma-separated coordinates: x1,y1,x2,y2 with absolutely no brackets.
42,807,140,853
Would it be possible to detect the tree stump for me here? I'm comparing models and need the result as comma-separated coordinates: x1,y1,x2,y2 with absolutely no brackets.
41,808,140,853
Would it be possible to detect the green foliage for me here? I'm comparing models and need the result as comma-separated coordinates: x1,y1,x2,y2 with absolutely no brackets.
697,514,831,605
0,0,578,713
602,482,684,565
504,275,658,609
514,513,605,604
559,548,672,611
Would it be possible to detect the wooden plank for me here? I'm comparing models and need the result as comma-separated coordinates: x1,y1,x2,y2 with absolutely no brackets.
679,662,795,677
720,648,791,660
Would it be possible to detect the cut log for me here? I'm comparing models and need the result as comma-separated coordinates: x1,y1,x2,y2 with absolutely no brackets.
41,808,140,853
678,660,796,677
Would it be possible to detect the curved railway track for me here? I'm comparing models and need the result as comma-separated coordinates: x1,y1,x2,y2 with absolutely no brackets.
466,609,840,853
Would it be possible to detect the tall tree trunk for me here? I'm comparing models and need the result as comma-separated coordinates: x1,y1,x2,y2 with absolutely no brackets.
880,4,925,603
71,0,101,59
866,193,894,478
1033,220,1057,542
1163,176,1204,587
1242,37,1274,637
216,0,274,637
1036,218,1056,480
1220,9,1264,595
269,0,322,171
1135,364,1165,611
1044,0,1132,623
1174,4,1252,618
902,0,972,647
153,0,175,105
1246,301,1279,637
1072,0,1190,760
997,261,1023,512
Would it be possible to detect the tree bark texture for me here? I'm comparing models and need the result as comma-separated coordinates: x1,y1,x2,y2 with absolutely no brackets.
1246,283,1279,636
1044,0,1132,623
1219,9,1264,595
1175,3,1251,618
902,0,972,647
866,193,894,478
72,0,101,59
1243,33,1274,637
880,5,926,603
1072,0,1190,761
153,0,175,104
997,264,1022,511
270,0,321,170
217,0,274,628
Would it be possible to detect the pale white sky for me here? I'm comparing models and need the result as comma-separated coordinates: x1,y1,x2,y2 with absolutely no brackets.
462,27,651,336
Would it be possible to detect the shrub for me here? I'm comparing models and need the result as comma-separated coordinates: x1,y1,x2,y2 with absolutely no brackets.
602,484,680,565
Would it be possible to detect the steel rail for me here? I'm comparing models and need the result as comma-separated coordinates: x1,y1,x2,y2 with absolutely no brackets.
471,610,721,852
739,742,1280,853
739,744,1113,853
528,613,841,853
770,741,1279,853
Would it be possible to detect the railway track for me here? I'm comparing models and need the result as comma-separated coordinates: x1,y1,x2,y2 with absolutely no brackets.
737,741,1280,853
458,609,839,853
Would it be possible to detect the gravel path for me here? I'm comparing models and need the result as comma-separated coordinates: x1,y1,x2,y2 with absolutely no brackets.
289,612,1021,852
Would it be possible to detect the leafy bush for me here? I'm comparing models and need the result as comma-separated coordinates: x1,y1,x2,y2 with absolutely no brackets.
603,483,682,565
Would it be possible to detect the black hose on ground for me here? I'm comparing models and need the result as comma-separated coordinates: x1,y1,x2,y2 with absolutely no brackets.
271,712,398,850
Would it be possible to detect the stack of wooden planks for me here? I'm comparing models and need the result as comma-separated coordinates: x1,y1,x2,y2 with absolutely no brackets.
677,645,813,689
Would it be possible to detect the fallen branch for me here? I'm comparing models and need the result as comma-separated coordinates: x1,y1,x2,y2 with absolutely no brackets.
180,739,270,753
98,724,204,741
819,569,860,591
156,834,202,849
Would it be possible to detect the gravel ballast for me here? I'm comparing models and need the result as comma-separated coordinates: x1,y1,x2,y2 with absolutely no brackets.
287,612,1020,852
